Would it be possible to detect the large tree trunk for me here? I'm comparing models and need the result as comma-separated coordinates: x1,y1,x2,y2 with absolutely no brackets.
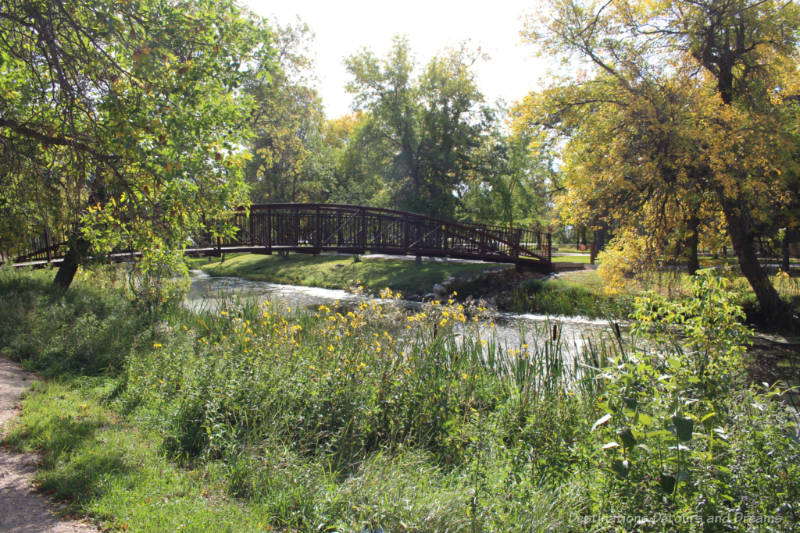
685,215,700,274
721,199,788,320
53,236,90,289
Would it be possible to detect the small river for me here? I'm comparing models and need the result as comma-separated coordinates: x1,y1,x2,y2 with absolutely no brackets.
186,269,800,403
187,270,623,360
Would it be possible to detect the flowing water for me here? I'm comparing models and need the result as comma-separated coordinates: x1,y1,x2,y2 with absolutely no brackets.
187,270,622,357
185,269,800,407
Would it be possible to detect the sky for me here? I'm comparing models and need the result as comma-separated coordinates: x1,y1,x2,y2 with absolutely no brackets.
242,0,555,118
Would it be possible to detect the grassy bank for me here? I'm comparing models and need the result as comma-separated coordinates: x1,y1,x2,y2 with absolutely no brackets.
189,253,621,319
189,252,799,323
3,378,270,532
1,266,798,531
513,261,799,324
502,270,634,318
189,253,510,297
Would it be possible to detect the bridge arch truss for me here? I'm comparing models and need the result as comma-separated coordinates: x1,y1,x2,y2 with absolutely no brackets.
209,203,551,270
4,203,552,271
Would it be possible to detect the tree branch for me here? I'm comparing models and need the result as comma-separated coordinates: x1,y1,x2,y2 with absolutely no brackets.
0,117,118,163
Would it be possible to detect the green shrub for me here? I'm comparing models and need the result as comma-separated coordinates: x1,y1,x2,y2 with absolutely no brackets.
581,271,800,530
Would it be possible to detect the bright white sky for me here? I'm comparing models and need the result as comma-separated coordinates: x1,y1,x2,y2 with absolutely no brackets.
242,0,555,118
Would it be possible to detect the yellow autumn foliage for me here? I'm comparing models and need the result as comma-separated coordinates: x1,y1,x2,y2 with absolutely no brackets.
596,229,659,295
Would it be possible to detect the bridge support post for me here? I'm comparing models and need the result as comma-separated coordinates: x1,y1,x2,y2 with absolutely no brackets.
44,227,52,263
266,206,272,254
360,207,366,253
294,206,300,247
403,214,409,250
314,205,321,254
249,211,254,246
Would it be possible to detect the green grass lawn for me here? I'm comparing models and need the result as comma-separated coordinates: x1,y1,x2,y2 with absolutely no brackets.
552,245,591,254
4,378,272,532
190,253,512,296
551,254,592,264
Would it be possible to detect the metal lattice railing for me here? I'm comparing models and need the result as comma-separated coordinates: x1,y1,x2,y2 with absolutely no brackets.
2,203,552,270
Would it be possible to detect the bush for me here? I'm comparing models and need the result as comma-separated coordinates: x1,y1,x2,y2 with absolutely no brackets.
581,271,800,530
596,228,659,295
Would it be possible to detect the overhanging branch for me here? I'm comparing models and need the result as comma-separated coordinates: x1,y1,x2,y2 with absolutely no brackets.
0,117,119,164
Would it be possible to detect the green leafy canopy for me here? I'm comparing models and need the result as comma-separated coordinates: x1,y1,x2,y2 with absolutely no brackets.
0,0,279,280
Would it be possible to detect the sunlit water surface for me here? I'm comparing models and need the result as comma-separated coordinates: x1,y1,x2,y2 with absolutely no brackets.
187,270,625,361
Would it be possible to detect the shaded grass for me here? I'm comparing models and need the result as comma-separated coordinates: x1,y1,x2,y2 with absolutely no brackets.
0,266,141,376
3,378,284,532
193,252,509,295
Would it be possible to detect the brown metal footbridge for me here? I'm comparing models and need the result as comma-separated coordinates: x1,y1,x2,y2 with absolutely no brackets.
2,203,552,271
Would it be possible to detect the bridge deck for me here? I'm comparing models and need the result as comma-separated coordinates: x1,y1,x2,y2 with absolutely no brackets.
2,203,552,272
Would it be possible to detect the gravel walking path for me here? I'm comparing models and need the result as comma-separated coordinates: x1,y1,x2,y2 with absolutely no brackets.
0,356,99,533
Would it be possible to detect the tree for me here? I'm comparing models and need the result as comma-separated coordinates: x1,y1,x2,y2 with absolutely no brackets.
245,21,329,204
522,0,800,318
515,74,720,272
328,112,395,206
0,0,276,287
344,37,489,218
458,120,552,228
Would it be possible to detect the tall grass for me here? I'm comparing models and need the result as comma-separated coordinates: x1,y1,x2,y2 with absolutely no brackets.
1,266,798,531
507,275,635,318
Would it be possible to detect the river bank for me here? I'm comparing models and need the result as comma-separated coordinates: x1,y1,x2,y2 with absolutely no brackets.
187,252,513,299
187,252,630,319
189,252,800,328
188,252,799,387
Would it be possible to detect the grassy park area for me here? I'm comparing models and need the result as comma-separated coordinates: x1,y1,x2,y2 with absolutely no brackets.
3,0,800,530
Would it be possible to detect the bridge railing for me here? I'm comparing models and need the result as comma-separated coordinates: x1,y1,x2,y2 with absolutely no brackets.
1,228,70,265
3,203,551,268
218,203,551,265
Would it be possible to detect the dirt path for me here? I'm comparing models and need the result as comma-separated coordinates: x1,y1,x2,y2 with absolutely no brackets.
0,357,99,533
